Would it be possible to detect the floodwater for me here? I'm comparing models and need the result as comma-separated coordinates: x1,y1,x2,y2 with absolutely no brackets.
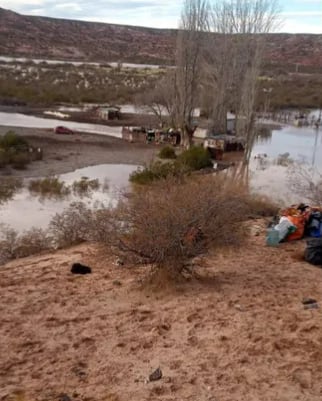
0,117,321,232
0,56,163,69
0,112,122,138
0,164,137,232
58,104,201,117
250,125,322,203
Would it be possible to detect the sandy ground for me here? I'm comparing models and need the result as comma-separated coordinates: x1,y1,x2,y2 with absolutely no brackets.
1,220,322,401
0,126,158,178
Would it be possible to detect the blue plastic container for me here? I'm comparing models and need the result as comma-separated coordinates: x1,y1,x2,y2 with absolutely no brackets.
266,228,280,247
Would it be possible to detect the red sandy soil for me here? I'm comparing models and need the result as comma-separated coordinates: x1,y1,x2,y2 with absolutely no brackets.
1,221,322,401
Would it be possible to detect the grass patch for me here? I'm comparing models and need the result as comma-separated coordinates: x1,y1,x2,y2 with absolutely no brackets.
0,178,23,204
28,177,70,197
72,177,100,195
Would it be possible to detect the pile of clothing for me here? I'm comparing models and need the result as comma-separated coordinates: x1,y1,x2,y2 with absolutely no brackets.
270,204,322,243
267,203,322,266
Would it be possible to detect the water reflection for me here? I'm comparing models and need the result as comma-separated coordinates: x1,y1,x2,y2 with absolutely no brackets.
255,126,273,145
0,164,137,232
250,125,322,203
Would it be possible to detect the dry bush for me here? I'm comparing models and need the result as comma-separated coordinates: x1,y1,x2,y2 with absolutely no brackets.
242,194,279,217
107,175,266,275
0,226,51,264
46,175,276,275
287,165,322,205
49,202,94,248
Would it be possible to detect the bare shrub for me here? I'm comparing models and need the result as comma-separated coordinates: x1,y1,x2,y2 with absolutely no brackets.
107,175,267,275
49,202,94,248
242,194,279,217
0,226,51,264
287,165,322,205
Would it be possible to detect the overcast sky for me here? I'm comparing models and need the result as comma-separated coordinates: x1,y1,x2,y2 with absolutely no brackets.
1,0,321,33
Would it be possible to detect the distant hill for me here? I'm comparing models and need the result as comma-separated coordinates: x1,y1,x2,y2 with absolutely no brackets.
1,7,322,69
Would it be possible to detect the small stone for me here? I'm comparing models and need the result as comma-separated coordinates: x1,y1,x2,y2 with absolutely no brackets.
113,280,122,286
149,367,163,382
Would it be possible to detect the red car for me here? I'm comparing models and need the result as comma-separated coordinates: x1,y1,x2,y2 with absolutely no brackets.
54,126,74,135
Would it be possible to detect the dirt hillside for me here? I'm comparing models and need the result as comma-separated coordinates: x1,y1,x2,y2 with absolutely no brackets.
1,7,322,69
1,221,322,401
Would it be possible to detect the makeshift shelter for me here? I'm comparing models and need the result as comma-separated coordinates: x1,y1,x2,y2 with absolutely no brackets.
97,106,121,120
203,135,245,160
122,127,147,143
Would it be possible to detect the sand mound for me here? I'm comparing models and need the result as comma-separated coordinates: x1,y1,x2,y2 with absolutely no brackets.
1,222,322,401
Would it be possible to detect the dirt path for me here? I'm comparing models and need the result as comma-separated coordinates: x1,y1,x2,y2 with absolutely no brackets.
1,221,322,401
0,126,158,178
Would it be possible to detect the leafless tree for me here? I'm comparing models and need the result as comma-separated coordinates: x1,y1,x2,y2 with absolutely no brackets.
204,0,280,162
174,0,210,147
135,72,177,127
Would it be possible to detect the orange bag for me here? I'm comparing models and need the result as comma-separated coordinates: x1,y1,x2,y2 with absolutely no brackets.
286,215,306,241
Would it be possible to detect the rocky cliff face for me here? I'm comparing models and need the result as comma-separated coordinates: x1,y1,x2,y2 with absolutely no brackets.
1,7,322,68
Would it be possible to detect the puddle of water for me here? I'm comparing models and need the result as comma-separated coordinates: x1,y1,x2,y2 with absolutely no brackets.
0,164,137,232
0,112,122,138
250,125,322,203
